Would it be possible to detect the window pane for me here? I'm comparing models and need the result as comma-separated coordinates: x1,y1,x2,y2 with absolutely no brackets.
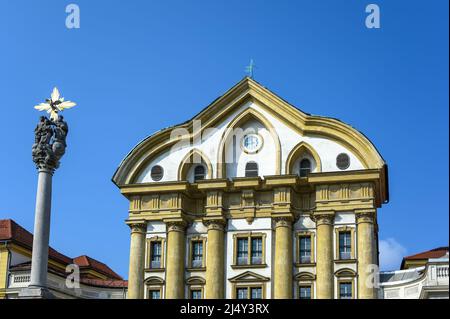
245,162,258,177
299,236,311,263
192,241,203,268
299,286,311,299
339,232,351,260
237,238,248,265
299,159,311,177
191,290,202,299
149,290,160,299
339,283,352,299
151,241,162,268
250,287,262,299
251,237,263,264
194,165,205,182
236,288,248,299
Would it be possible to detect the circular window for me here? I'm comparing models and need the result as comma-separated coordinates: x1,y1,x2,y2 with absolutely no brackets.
336,153,350,170
150,165,164,181
242,134,263,153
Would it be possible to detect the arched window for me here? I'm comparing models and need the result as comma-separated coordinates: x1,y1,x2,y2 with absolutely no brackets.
194,165,206,182
299,159,311,177
245,162,259,177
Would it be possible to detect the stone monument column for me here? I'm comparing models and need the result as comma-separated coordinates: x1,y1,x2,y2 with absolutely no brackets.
20,113,70,299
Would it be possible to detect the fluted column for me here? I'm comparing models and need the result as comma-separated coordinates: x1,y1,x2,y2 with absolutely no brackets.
273,217,293,299
127,222,146,299
204,220,225,299
165,221,187,299
314,212,334,299
356,210,377,299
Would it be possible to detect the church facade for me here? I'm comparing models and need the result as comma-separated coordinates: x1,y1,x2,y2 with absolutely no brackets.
112,78,389,299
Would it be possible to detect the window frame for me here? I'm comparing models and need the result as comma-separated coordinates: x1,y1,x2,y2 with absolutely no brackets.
187,236,207,270
335,227,355,261
193,165,206,182
232,284,265,299
232,232,267,268
146,237,166,271
298,284,313,300
147,287,163,299
296,231,315,266
337,280,354,299
244,161,259,177
299,158,312,177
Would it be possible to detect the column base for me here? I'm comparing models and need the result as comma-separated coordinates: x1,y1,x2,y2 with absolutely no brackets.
19,286,55,299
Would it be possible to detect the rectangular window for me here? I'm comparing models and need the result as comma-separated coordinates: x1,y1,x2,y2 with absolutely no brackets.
339,282,352,299
299,236,311,264
250,287,262,299
192,241,203,268
251,237,263,264
298,285,312,299
237,238,249,265
339,231,352,260
151,241,162,268
148,289,161,299
190,289,202,299
236,287,248,299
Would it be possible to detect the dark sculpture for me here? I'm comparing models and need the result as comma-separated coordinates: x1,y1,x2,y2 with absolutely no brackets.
32,116,69,171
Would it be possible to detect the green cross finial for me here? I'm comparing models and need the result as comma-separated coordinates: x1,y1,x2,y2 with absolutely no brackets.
245,59,256,79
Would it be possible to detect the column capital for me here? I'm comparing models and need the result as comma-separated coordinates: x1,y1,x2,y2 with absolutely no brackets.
203,218,226,231
273,216,293,229
311,211,335,226
165,220,188,232
127,221,147,234
355,209,376,224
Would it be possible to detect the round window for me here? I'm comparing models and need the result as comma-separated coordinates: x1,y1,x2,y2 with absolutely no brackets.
150,165,164,181
336,153,350,170
242,134,263,153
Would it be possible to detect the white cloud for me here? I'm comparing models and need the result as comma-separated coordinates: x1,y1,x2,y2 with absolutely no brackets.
379,238,408,271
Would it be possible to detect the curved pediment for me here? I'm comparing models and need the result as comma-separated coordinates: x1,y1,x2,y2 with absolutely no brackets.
294,272,316,281
112,77,386,188
144,276,164,285
335,268,357,277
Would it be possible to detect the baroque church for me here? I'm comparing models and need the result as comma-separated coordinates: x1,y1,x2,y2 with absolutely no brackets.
112,77,389,299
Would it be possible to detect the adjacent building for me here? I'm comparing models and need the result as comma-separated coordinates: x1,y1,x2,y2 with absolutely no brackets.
0,219,127,299
380,247,449,299
112,77,389,299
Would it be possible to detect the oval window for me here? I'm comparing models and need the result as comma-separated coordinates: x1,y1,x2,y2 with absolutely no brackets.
336,153,350,170
150,165,164,181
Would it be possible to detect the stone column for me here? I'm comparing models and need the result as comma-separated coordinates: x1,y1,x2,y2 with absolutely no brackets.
127,222,146,299
314,212,334,299
165,221,187,299
273,217,293,299
356,210,377,299
204,220,225,299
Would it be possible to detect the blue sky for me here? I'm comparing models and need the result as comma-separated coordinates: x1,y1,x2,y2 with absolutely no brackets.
0,0,448,276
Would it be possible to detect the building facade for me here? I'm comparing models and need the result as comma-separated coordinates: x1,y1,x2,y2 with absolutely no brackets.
0,219,127,299
112,78,389,299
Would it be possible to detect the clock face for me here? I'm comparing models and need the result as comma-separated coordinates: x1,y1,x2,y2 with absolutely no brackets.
242,134,262,153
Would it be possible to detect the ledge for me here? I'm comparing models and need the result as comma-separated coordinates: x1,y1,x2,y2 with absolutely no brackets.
144,268,165,272
186,267,206,272
334,259,357,264
295,262,316,268
231,264,268,270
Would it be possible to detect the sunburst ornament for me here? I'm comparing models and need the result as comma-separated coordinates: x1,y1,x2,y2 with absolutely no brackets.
34,87,76,121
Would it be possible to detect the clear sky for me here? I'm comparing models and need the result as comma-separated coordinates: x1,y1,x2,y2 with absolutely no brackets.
0,0,448,276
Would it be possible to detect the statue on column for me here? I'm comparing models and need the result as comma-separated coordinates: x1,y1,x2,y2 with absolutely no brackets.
32,88,75,171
